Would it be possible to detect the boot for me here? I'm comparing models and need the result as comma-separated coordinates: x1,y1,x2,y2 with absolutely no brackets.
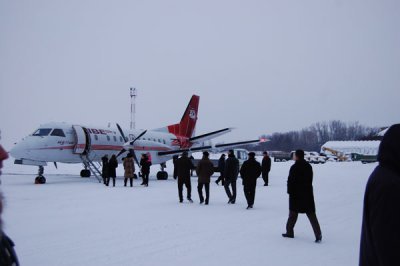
282,233,294,239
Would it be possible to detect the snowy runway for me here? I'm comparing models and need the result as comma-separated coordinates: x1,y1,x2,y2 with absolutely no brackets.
1,160,374,266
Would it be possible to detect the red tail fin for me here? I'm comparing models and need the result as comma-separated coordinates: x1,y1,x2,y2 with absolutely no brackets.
167,95,200,138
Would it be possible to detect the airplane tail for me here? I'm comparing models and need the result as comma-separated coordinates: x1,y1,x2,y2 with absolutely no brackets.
166,95,200,138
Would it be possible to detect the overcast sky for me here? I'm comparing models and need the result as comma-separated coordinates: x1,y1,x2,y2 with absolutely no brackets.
0,0,399,150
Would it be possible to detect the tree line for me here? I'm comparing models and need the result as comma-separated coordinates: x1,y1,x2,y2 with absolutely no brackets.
247,120,382,152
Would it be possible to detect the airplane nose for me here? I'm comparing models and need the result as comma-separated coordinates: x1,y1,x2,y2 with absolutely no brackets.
10,141,28,159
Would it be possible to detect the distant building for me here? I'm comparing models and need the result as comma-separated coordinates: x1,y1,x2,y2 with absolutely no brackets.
321,141,381,156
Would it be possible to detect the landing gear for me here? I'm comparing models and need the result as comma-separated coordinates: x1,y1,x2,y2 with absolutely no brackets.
80,169,91,178
34,166,46,184
157,163,168,180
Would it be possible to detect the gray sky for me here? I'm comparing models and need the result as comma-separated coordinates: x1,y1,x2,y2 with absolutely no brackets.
1,0,399,150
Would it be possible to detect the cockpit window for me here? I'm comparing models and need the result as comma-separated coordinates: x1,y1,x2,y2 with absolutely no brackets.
51,129,66,137
32,128,52,136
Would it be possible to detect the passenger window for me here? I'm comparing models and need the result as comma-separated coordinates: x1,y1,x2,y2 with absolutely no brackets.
50,129,66,137
113,136,117,142
32,128,52,136
120,136,123,142
158,139,161,143
163,140,166,144
107,136,110,141
94,135,98,141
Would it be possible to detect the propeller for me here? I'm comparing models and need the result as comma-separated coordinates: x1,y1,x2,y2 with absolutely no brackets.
115,123,147,165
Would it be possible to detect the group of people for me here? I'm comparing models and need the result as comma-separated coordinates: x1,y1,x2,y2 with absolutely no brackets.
175,149,323,242
174,150,262,209
100,153,151,187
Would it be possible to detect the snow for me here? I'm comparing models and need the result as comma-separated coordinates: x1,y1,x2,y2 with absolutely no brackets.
0,156,375,266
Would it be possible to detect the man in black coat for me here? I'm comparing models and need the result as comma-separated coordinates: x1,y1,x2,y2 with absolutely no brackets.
107,154,118,187
240,152,262,209
101,154,109,185
172,155,179,180
140,154,152,187
282,150,322,242
359,124,400,266
177,152,195,203
224,150,240,204
262,151,271,186
215,154,226,185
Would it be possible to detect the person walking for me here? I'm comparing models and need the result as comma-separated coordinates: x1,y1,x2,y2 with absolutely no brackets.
282,149,322,243
240,152,262,209
172,155,179,180
196,151,215,205
101,154,109,185
177,152,195,203
107,154,118,187
224,150,239,204
123,153,135,187
359,124,400,266
215,154,226,185
140,154,151,187
262,151,271,186
189,155,195,177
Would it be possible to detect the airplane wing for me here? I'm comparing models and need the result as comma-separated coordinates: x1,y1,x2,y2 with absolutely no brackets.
158,139,262,156
189,128,232,144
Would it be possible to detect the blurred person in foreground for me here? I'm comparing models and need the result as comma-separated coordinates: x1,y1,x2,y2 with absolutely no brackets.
0,144,20,266
359,124,400,266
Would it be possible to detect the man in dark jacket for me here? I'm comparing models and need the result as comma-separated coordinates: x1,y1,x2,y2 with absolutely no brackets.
359,124,400,266
224,150,240,204
107,154,118,187
196,151,215,205
177,152,195,203
215,154,226,185
282,149,322,243
140,154,151,187
240,152,262,209
101,154,109,185
172,155,179,180
0,145,20,266
262,151,271,186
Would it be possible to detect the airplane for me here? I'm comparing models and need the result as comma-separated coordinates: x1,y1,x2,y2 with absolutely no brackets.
10,95,262,184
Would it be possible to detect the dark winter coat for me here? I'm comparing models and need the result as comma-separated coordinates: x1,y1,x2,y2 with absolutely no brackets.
218,157,226,175
359,124,400,266
108,156,118,178
262,156,271,174
287,159,316,213
196,158,215,183
224,155,239,180
0,232,19,266
240,158,262,186
140,158,152,174
101,156,109,178
177,156,194,180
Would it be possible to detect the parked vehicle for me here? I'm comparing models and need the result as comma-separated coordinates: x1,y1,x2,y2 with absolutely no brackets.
271,151,292,162
351,153,378,164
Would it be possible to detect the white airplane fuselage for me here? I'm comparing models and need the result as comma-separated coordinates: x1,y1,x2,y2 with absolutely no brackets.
10,122,180,166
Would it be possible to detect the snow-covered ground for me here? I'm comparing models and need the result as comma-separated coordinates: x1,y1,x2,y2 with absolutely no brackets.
0,157,374,266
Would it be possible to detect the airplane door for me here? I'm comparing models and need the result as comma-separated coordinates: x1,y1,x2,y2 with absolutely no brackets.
73,125,88,154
